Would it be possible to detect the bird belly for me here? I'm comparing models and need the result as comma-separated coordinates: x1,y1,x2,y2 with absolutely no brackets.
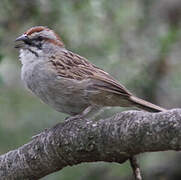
22,62,90,115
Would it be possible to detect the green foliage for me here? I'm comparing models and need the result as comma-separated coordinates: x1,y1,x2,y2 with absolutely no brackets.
0,53,4,86
159,27,180,57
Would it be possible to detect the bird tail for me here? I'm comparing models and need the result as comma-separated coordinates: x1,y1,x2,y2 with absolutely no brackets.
130,96,166,112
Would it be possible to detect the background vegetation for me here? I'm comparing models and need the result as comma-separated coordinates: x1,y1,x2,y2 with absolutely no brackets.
0,0,181,179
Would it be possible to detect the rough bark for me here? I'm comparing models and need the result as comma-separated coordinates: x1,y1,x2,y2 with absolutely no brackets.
0,109,181,180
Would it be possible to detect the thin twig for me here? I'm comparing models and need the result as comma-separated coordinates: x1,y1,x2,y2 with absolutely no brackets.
129,156,142,180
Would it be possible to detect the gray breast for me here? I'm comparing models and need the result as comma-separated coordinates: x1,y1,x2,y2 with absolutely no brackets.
21,61,91,115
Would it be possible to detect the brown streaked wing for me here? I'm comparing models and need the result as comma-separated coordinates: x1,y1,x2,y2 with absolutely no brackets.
50,50,131,96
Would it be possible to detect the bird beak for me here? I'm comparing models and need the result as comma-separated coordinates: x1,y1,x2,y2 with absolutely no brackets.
15,34,29,48
15,34,28,42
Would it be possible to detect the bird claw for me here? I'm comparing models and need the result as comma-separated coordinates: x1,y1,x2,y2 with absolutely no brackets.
65,114,84,122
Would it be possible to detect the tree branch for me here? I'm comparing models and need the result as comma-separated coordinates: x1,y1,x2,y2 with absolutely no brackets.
0,109,181,179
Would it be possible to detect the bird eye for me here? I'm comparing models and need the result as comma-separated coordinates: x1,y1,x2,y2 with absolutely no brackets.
37,36,43,41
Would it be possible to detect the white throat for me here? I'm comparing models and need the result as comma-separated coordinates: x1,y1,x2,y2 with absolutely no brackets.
19,48,44,65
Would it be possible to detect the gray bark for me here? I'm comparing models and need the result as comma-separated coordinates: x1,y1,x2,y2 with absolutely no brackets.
0,109,181,180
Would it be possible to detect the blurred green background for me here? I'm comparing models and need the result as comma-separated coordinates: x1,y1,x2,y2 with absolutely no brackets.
1,0,181,179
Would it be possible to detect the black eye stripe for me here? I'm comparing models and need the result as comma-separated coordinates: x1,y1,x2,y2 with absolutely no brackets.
24,38,32,45
37,36,44,41
33,36,44,41
24,36,43,50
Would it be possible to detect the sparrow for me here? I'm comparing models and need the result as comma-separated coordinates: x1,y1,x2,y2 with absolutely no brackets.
15,26,166,119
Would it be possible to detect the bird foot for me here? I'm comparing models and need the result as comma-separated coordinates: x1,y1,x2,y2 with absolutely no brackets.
65,114,83,122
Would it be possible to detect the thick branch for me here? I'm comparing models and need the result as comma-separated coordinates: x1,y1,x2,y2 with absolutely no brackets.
0,109,181,179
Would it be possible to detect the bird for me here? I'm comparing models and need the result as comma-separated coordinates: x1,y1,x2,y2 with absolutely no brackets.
15,26,166,119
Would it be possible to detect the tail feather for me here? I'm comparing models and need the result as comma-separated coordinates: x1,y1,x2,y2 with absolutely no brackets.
130,96,166,112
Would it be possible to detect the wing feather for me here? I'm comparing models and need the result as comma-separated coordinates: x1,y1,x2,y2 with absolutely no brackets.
49,50,131,97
